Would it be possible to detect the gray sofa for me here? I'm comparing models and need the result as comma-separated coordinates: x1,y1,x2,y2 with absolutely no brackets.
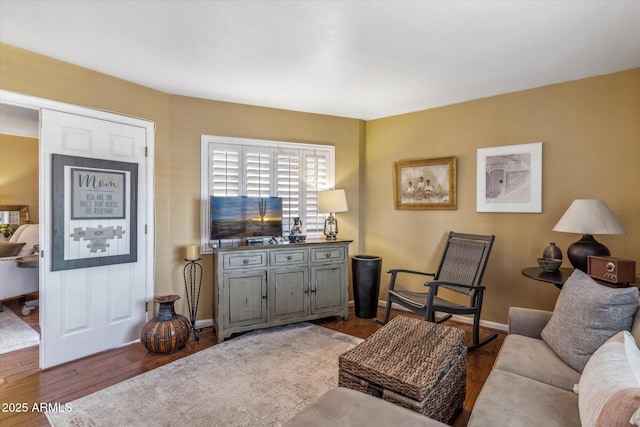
468,274,640,427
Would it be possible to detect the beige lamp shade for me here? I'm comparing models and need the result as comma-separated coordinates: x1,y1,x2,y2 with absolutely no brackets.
318,189,348,213
552,199,626,235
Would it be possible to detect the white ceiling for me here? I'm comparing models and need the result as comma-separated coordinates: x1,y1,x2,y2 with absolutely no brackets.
1,0,639,120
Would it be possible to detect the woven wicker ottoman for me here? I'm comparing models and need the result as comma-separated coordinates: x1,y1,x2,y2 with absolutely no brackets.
338,316,467,424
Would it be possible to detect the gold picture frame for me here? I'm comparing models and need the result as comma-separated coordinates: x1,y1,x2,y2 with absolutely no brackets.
394,157,457,210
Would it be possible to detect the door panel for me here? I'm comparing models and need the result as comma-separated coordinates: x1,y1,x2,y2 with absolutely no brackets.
270,267,309,320
41,109,148,368
311,265,344,314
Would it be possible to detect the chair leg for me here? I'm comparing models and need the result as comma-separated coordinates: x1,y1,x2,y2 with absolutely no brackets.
375,298,393,325
467,333,498,351
466,317,498,351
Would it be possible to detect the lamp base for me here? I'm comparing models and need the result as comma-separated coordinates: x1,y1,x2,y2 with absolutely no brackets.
567,234,610,273
323,214,338,240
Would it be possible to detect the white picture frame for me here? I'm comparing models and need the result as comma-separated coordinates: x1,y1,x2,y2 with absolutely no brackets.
476,142,542,213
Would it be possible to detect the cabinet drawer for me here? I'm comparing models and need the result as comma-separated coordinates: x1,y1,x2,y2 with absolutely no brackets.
271,249,308,266
311,246,345,263
223,252,268,270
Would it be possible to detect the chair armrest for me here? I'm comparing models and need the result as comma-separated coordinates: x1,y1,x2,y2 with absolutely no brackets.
387,269,435,277
386,269,435,292
423,281,485,291
508,307,553,339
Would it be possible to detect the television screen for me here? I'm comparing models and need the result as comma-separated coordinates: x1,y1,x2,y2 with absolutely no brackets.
210,197,283,240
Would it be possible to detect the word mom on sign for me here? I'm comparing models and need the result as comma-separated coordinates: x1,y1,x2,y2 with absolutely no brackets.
71,168,127,220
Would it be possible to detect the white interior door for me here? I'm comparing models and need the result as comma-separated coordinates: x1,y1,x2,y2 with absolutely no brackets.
40,109,151,368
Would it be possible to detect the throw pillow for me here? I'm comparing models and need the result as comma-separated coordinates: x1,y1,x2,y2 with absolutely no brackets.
0,241,26,257
578,331,640,427
541,269,639,372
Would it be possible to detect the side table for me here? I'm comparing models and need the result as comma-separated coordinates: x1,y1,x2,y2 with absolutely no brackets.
521,267,574,290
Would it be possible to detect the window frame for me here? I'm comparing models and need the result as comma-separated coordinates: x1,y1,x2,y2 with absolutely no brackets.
200,135,335,253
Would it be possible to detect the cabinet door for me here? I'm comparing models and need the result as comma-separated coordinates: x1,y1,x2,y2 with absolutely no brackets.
310,264,345,315
223,270,267,328
270,267,309,321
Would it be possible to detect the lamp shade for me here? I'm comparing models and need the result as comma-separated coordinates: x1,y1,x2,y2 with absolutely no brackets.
318,189,348,213
552,199,626,235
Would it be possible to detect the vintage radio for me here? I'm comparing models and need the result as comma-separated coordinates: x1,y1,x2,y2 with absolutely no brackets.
587,256,636,284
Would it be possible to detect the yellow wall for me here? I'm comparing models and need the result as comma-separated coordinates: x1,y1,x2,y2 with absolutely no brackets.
0,43,364,319
365,69,640,323
2,43,638,325
0,134,39,223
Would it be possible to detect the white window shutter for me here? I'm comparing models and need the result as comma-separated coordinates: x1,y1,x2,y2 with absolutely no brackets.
210,144,240,196
304,151,330,234
245,145,271,197
276,150,301,234
203,135,335,249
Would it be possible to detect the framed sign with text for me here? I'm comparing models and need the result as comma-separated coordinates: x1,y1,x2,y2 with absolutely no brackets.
52,154,138,271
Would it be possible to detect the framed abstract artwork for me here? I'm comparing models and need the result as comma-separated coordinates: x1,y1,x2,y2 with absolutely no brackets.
476,142,542,213
394,157,457,210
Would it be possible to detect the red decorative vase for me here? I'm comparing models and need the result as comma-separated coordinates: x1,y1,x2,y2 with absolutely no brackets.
141,295,191,354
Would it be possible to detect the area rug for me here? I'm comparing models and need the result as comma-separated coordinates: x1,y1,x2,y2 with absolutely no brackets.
46,323,363,426
0,304,40,354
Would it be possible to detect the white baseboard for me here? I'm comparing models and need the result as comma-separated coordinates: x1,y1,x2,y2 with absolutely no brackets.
350,299,508,332
195,319,214,329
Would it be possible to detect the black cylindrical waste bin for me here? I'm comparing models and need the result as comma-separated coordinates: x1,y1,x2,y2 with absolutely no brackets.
351,255,382,318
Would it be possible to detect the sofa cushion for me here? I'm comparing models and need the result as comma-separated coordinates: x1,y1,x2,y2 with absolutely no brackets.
284,387,449,427
632,298,640,348
467,369,580,427
494,334,580,392
541,269,639,372
577,331,640,427
0,241,26,257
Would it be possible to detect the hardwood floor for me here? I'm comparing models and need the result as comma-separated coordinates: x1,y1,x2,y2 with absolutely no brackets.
0,298,504,426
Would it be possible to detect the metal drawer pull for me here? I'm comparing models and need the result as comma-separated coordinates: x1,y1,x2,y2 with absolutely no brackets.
326,253,331,258
287,255,292,260
243,259,249,264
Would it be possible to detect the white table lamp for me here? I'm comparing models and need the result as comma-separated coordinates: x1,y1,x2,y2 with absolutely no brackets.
318,189,348,240
553,199,626,272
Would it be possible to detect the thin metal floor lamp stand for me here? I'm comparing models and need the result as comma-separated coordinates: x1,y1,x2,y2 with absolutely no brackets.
183,259,203,341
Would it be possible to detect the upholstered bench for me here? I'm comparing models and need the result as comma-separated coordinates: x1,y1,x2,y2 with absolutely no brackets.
284,387,449,427
338,315,467,423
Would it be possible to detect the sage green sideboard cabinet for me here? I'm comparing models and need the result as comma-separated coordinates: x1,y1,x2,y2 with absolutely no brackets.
213,239,352,342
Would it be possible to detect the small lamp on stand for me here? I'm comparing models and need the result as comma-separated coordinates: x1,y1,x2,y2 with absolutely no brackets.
318,189,348,240
184,244,203,340
552,199,626,273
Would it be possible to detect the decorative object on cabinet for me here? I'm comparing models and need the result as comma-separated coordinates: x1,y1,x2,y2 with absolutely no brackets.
141,295,191,354
318,189,348,240
183,245,203,340
212,239,351,342
394,157,456,210
552,199,626,273
476,142,542,213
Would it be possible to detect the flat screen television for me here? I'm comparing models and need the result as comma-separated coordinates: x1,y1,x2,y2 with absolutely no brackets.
210,196,283,240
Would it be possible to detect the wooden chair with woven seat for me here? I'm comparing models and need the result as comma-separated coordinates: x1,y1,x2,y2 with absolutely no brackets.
377,231,497,350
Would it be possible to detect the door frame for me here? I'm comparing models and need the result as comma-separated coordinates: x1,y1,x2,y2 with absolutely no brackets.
0,90,155,368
